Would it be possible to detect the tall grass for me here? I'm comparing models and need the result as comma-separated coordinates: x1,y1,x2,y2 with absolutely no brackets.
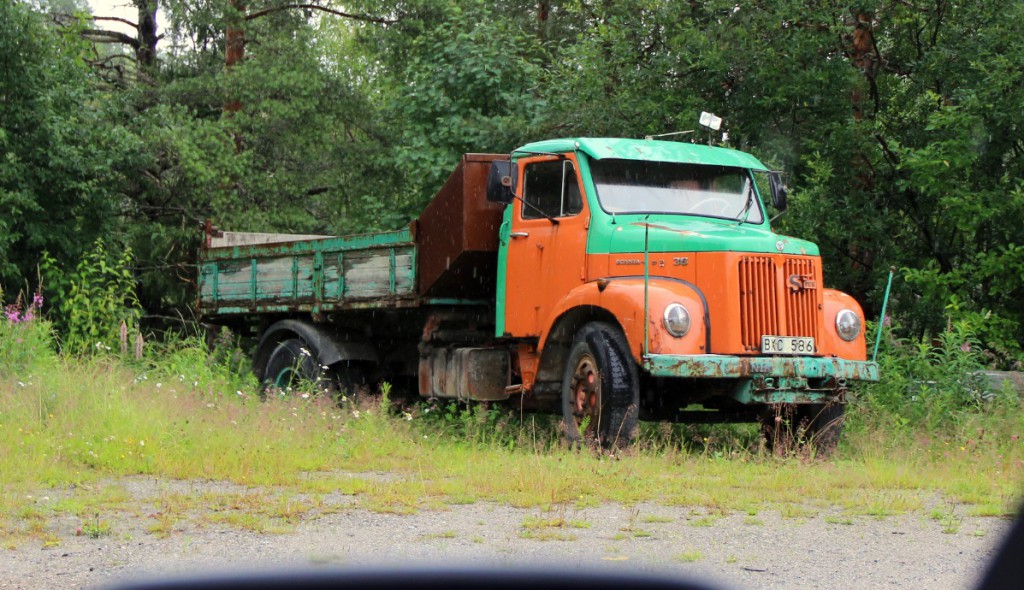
2,300,1023,546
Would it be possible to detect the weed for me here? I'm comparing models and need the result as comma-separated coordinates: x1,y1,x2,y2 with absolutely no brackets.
675,550,704,563
421,530,457,540
519,528,576,542
520,508,584,542
934,504,963,534
146,512,180,538
780,504,817,519
690,515,718,527
77,513,111,538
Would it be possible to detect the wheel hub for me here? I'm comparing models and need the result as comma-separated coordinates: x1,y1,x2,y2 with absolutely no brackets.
571,354,600,426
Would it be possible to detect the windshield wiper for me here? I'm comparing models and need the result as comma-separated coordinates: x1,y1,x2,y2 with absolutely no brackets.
736,182,755,225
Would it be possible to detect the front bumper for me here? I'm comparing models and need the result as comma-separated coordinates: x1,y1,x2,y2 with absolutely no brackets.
642,354,879,404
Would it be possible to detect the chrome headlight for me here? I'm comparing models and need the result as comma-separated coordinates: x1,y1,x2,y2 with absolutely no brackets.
836,309,861,341
663,303,691,337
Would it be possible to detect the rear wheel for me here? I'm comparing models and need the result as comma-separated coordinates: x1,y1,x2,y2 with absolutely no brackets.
561,322,640,449
261,338,333,397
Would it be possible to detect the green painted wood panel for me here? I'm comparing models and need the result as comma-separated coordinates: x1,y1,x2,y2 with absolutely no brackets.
197,230,418,317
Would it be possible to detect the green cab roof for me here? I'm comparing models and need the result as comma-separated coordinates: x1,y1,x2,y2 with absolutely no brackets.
515,137,768,170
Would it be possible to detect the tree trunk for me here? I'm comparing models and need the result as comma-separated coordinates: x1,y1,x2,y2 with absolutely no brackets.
225,0,245,113
135,0,159,72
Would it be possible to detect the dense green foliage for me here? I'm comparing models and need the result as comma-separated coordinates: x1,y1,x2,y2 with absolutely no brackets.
1,0,1022,360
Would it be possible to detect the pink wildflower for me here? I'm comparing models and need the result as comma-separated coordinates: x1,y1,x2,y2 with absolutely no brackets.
5,305,20,323
960,342,971,353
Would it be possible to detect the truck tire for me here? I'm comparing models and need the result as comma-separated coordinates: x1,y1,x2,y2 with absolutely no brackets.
761,402,845,457
799,402,845,455
561,322,640,449
333,360,369,399
261,338,332,397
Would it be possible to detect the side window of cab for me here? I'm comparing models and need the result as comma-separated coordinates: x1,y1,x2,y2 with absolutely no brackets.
522,160,583,220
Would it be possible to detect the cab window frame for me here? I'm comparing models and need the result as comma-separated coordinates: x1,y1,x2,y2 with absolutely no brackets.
521,160,583,220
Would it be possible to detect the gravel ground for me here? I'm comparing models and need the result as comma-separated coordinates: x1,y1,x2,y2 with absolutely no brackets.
1,477,1009,590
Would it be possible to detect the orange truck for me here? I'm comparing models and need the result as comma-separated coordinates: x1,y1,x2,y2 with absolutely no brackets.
198,137,878,448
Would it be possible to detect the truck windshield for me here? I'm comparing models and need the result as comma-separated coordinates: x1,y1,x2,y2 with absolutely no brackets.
590,159,764,224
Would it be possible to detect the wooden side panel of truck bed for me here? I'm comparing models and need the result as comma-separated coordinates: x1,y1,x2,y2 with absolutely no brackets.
197,228,417,318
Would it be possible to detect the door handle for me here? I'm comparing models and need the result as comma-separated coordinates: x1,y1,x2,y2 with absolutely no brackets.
510,232,530,239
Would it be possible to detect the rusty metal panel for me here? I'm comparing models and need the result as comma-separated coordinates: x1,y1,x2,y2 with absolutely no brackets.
643,353,879,400
416,153,507,298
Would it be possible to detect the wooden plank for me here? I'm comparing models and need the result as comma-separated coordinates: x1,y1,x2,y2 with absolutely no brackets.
254,257,295,300
212,260,252,304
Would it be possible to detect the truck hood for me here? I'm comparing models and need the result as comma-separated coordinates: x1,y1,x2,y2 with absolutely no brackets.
596,217,819,256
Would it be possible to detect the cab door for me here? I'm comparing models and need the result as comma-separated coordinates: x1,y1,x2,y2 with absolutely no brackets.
504,155,589,337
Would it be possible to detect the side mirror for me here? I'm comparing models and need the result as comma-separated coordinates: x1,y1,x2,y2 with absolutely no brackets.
768,171,787,212
487,160,517,204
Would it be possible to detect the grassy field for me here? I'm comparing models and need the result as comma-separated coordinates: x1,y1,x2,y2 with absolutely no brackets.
2,322,1023,547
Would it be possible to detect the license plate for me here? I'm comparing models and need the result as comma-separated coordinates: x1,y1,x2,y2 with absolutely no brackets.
761,336,815,355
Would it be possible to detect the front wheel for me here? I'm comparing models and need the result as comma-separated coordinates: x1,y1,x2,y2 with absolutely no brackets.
561,322,640,449
761,402,845,457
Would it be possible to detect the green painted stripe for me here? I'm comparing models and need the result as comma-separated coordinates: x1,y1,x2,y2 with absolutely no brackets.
515,137,767,169
389,247,397,295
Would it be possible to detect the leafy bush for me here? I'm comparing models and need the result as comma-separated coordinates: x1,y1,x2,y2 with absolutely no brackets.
41,238,142,356
854,317,1020,434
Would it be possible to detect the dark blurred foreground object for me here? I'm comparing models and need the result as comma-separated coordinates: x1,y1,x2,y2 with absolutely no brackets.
107,568,727,590
976,506,1024,590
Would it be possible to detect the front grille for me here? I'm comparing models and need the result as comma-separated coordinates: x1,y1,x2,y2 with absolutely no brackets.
738,256,820,352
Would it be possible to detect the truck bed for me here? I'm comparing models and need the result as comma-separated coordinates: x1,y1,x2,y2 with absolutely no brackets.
197,154,506,321
198,227,418,318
